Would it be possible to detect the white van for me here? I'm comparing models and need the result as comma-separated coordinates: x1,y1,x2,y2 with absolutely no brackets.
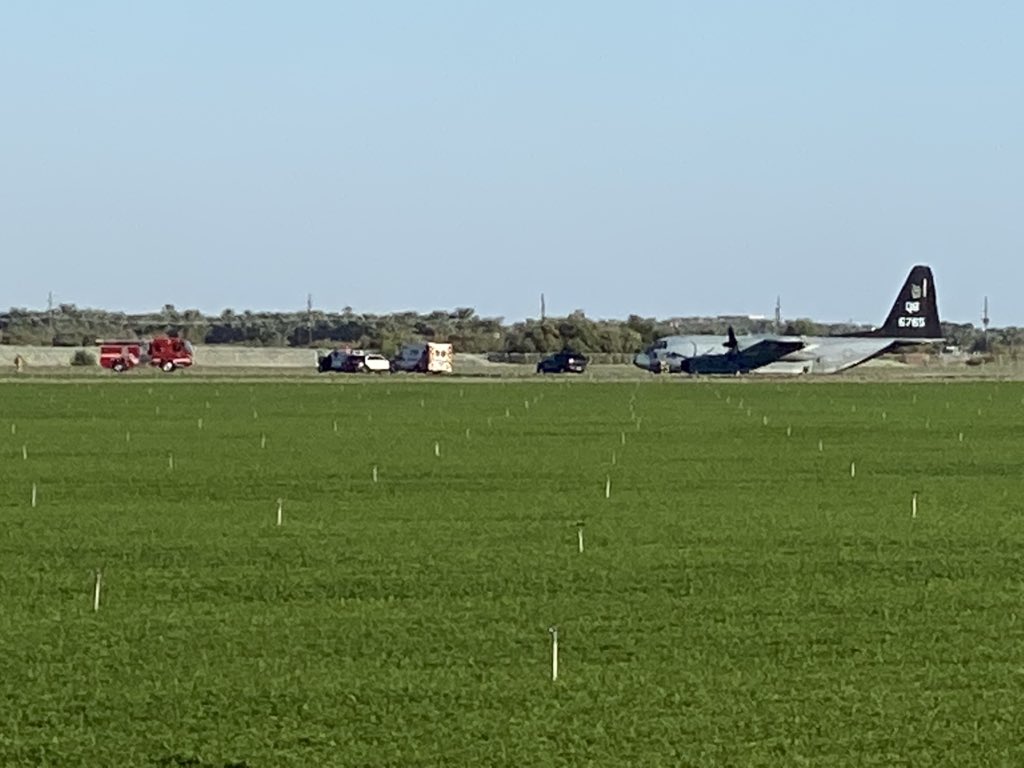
392,342,454,373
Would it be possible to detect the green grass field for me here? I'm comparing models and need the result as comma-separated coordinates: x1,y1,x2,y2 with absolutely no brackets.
1,377,1022,766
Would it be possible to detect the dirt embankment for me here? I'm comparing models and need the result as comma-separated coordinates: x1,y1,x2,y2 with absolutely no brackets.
3,345,1022,381
0,346,526,376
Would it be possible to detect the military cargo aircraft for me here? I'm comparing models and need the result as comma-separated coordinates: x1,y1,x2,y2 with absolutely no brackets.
633,265,943,375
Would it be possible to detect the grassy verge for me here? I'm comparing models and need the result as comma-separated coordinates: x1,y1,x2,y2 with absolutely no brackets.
1,379,1022,765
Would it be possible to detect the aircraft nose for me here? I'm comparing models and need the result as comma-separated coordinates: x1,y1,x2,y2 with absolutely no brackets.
633,352,651,370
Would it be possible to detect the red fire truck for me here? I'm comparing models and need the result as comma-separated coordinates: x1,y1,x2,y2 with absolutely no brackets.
97,337,195,373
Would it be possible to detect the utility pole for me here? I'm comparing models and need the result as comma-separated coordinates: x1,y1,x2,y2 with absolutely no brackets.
47,291,55,343
982,296,990,351
774,295,781,335
540,293,546,321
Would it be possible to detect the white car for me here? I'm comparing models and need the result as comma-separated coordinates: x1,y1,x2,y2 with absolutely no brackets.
318,350,393,373
360,354,392,373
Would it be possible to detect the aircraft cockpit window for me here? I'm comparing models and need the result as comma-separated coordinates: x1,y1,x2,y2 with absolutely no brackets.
654,340,668,350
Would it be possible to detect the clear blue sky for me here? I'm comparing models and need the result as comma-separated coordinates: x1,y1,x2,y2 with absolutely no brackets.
2,1,1021,325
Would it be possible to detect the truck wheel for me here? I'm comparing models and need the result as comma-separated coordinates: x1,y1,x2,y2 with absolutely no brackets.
112,360,126,373
161,361,176,373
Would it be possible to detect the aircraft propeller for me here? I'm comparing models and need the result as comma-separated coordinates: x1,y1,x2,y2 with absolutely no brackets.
723,325,739,352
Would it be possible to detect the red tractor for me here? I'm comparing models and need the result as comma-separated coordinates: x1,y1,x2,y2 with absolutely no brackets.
97,337,195,373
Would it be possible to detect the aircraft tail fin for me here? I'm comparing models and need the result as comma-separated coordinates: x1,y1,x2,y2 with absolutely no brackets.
866,265,942,339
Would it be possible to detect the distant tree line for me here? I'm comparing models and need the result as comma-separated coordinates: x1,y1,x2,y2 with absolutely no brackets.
0,303,1018,357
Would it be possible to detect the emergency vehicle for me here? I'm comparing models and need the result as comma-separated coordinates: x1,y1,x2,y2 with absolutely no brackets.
97,337,195,373
391,342,454,373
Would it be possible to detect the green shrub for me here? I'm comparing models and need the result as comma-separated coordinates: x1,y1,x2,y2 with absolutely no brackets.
70,350,97,367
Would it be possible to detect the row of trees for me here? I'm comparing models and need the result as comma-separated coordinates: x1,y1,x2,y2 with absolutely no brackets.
0,304,1018,356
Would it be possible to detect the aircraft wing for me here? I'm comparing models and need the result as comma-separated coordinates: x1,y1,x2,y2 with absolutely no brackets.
737,337,807,367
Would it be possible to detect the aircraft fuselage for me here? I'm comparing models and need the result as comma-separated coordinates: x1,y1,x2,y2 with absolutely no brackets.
632,265,944,376
634,334,929,375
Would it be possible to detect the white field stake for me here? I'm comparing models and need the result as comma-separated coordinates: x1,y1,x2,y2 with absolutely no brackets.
762,416,768,426
611,451,616,465
168,454,174,471
372,465,378,483
197,418,203,430
276,498,283,526
786,426,792,437
125,431,131,443
958,432,964,443
420,399,425,408
333,420,338,433
253,409,258,420
93,569,102,612
882,411,887,421
505,408,510,418
22,445,27,460
577,523,585,553
261,434,267,449
155,406,161,415
549,626,559,681
10,423,15,435
621,431,626,446
524,400,530,410
850,461,856,478
465,428,471,439
912,491,918,519
434,442,441,457
818,439,823,452
31,483,37,508
605,476,611,499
